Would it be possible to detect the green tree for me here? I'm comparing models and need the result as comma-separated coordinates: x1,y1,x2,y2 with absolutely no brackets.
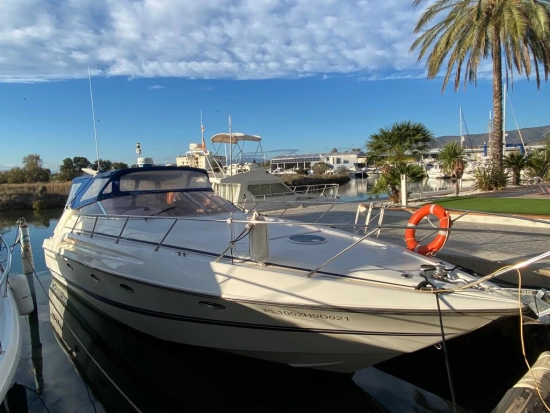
73,156,91,171
6,167,25,184
90,159,113,171
366,121,435,165
111,162,129,170
368,163,427,203
59,158,76,181
59,156,91,181
22,154,50,182
503,152,531,185
312,162,330,175
526,151,550,180
411,0,550,169
438,141,466,195
366,121,433,202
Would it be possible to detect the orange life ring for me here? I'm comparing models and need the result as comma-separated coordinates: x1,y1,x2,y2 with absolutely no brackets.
404,204,451,256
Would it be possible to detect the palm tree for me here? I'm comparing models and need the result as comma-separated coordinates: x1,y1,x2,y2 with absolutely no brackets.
411,0,550,169
527,151,550,180
523,133,550,180
503,152,531,185
438,141,466,195
367,121,435,164
368,163,427,203
366,121,434,202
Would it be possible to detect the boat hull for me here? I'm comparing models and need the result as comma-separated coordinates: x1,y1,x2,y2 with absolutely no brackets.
45,249,508,373
0,288,23,403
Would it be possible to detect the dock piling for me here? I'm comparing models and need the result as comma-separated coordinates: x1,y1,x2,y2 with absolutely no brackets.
493,351,550,412
18,218,44,394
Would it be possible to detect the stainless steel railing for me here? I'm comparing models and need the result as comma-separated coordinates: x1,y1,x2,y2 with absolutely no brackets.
0,234,13,298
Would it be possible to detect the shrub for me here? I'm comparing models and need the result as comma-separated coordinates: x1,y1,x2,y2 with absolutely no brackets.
473,165,508,191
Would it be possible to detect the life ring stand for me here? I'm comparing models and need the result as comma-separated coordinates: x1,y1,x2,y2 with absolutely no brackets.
404,204,451,256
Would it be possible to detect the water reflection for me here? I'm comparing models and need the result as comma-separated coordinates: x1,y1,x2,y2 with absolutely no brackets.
0,208,62,274
338,176,474,202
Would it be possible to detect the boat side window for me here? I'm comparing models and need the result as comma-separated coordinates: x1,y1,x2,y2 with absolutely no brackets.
103,182,112,194
118,170,211,192
101,194,166,216
187,174,210,188
80,178,110,203
66,182,84,207
78,202,105,216
249,183,291,197
186,192,239,214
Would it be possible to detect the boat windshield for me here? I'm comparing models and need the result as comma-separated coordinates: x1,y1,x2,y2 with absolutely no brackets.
72,167,240,216
100,190,239,216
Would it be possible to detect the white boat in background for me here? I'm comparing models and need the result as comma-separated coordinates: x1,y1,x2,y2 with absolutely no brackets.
349,163,369,179
41,166,550,374
177,132,339,211
0,235,23,405
426,163,451,179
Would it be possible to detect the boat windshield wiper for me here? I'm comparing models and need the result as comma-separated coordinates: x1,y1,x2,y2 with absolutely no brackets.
150,206,178,216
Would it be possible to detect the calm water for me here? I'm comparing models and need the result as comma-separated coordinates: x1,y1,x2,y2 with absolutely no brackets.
338,176,474,202
1,208,62,275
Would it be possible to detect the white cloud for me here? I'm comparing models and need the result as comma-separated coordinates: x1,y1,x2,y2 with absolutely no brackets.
0,0,444,83
148,84,164,89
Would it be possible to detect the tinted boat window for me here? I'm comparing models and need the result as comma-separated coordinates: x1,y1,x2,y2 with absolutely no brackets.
186,192,240,214
118,170,210,192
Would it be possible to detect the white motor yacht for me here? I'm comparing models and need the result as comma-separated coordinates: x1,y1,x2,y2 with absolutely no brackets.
177,133,339,211
42,166,542,373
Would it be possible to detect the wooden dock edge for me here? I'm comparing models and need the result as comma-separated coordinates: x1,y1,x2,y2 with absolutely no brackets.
492,351,550,412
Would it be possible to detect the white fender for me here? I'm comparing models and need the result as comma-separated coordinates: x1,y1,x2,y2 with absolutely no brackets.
248,211,269,264
8,273,34,315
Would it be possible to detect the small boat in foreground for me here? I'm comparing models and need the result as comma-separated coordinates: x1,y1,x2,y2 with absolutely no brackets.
42,165,549,373
0,235,23,404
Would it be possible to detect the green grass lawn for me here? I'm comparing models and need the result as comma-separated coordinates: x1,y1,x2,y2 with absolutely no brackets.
425,197,550,216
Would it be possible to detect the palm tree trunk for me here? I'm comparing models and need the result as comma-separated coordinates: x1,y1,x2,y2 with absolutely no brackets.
389,184,399,203
491,31,504,168
513,167,520,186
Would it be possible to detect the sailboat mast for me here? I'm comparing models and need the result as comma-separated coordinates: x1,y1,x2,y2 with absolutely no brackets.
503,83,506,154
200,110,206,152
229,114,233,176
459,107,463,148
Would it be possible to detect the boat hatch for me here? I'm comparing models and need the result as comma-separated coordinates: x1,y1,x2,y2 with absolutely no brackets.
288,234,327,245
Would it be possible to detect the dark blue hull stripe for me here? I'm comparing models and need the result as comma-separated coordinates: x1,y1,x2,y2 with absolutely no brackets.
57,276,449,338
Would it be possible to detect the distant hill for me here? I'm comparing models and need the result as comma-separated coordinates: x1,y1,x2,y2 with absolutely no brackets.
433,124,550,149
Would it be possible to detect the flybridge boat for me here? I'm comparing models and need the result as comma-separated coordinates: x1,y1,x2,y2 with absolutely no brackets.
42,166,544,373
176,133,339,211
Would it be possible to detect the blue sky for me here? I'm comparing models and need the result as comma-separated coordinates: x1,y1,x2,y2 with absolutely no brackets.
1,0,549,171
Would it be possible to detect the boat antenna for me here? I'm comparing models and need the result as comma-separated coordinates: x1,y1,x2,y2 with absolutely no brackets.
88,67,100,171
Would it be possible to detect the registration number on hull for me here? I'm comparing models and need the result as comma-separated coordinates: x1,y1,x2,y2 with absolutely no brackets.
262,308,350,321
